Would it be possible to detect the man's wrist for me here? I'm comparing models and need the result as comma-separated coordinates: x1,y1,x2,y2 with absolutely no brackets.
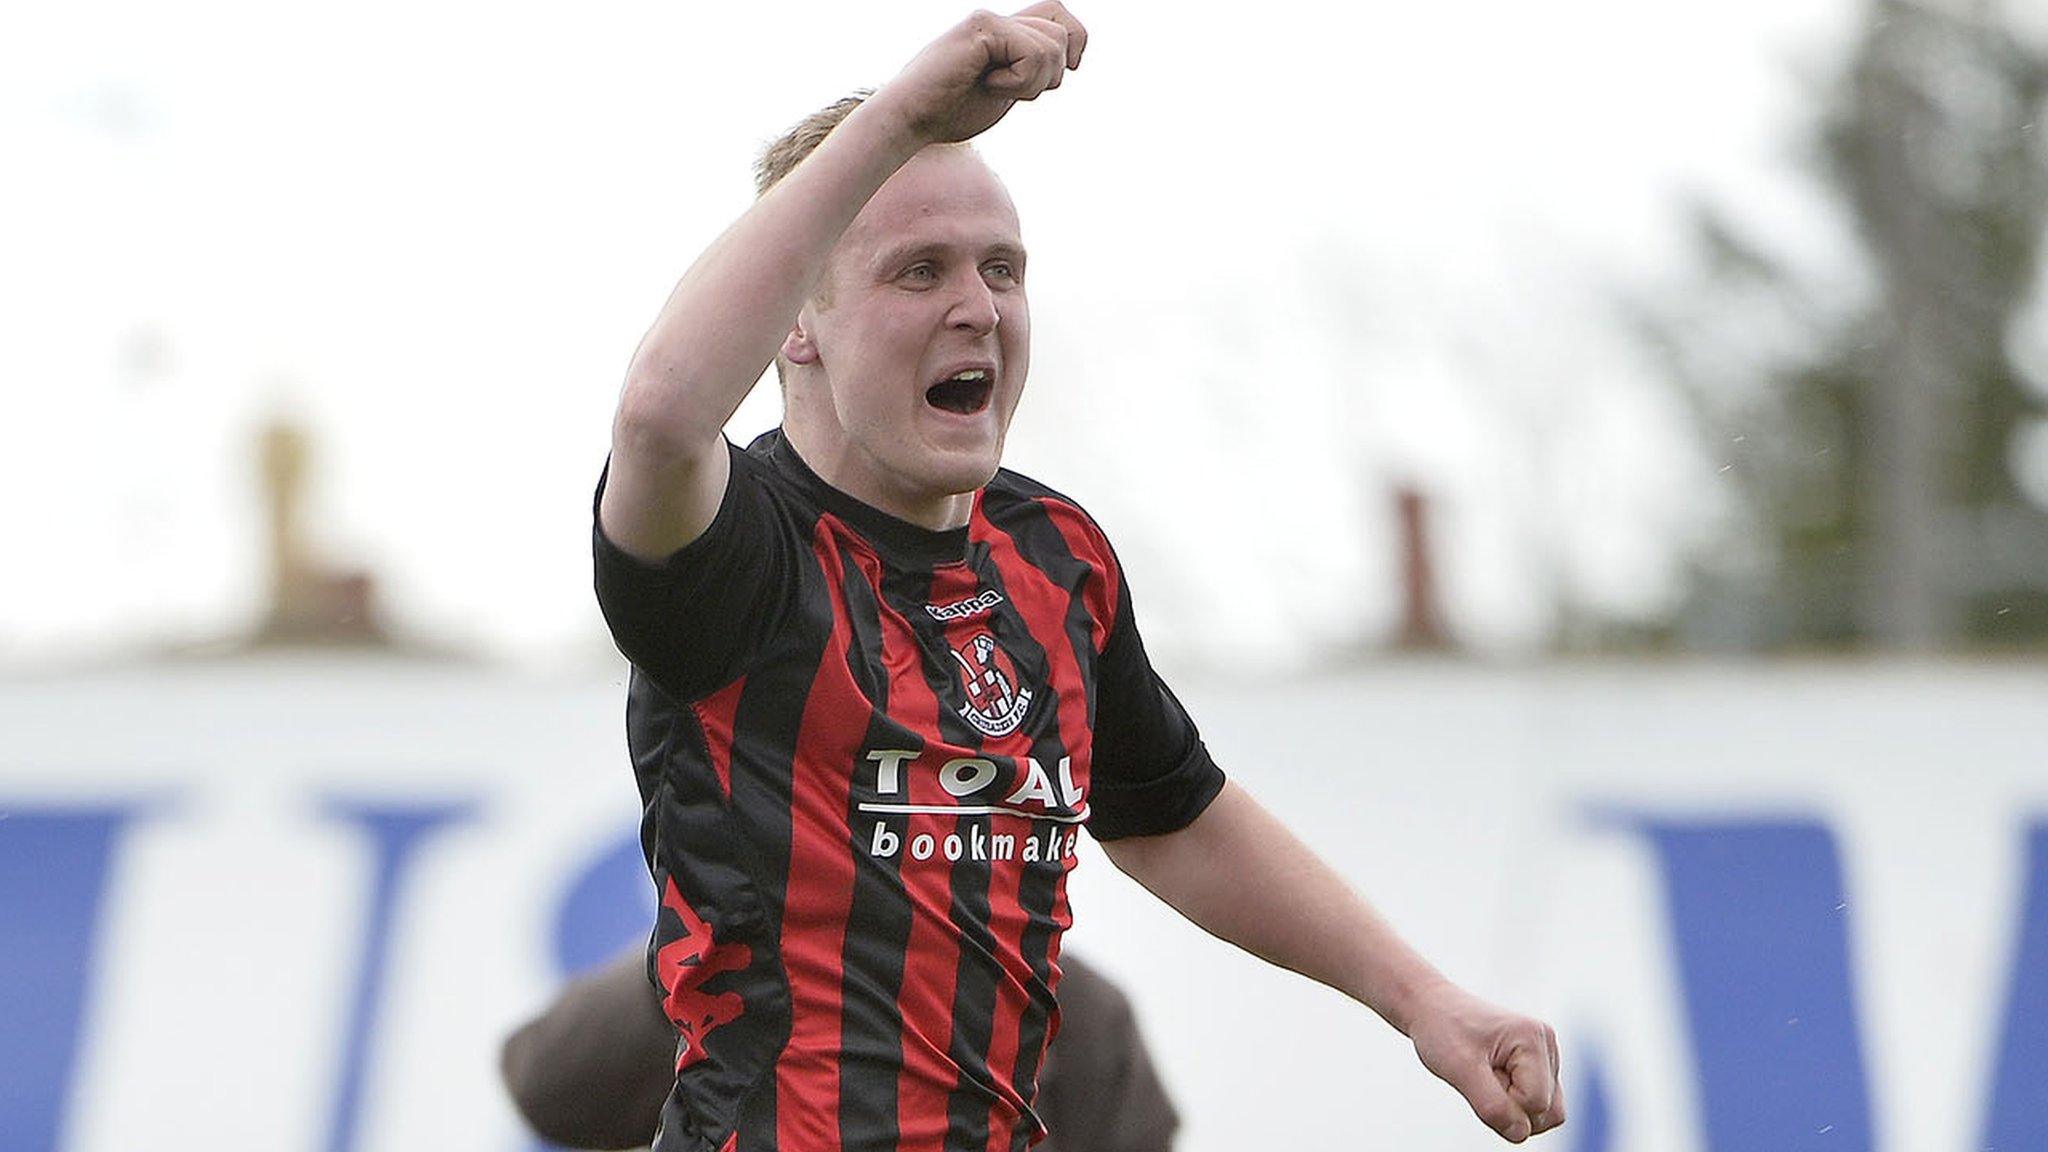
845,85,944,160
1374,965,1456,1038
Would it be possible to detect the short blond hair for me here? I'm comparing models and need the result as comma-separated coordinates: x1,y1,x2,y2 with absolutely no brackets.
758,94,868,387
754,91,872,197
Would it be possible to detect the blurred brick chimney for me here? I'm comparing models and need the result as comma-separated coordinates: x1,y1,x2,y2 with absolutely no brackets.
251,415,389,647
1394,485,1450,651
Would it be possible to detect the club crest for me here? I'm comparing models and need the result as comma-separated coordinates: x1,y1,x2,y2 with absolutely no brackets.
949,631,1034,737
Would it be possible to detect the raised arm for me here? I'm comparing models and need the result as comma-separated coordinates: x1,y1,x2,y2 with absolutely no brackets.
1100,782,1566,1144
600,4,1087,562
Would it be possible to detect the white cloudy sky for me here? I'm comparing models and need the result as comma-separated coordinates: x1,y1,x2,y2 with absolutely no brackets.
3,0,1968,670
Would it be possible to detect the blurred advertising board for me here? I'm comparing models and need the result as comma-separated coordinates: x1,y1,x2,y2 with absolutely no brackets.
3,657,2044,1152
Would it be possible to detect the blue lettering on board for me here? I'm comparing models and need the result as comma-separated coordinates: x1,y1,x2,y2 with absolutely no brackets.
0,803,154,1152
319,798,479,1152
1980,819,2048,1152
1625,818,1873,1151
551,827,654,977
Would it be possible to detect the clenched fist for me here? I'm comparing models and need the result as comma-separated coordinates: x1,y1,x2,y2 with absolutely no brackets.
869,4,1088,148
1408,983,1567,1143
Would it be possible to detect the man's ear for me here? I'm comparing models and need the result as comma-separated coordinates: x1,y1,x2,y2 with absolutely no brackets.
782,320,819,366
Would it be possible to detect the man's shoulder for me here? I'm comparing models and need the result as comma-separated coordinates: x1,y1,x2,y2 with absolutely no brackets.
719,430,825,522
983,467,1107,535
981,468,1124,571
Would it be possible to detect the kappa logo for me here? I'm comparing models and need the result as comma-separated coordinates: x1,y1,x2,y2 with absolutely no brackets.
654,878,750,1069
926,589,1005,622
949,631,1034,737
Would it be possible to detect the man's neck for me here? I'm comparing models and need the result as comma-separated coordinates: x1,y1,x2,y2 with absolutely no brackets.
781,423,976,532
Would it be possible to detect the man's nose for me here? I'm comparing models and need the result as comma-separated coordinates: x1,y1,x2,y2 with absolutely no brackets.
947,272,999,334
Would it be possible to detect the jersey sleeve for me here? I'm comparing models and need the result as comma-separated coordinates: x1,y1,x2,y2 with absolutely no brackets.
592,441,802,702
1085,558,1227,841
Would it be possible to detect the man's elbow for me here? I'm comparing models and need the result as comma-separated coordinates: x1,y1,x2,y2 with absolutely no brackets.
612,374,723,469
1098,828,1179,881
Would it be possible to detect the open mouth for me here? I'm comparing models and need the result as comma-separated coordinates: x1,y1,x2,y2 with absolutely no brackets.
926,369,994,415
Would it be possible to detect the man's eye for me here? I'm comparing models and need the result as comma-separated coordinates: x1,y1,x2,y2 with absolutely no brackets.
983,261,1019,283
902,263,938,283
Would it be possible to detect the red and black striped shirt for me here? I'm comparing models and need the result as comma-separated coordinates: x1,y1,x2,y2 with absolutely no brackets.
594,431,1224,1152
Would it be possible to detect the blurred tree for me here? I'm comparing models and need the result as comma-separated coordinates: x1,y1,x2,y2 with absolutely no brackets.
1658,0,2048,650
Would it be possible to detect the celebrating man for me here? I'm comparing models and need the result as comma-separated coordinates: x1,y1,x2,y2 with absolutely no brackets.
592,6,1565,1150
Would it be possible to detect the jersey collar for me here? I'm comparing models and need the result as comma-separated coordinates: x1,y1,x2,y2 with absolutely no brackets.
763,431,974,569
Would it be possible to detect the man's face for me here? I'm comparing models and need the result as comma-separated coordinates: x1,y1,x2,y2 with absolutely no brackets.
786,146,1031,523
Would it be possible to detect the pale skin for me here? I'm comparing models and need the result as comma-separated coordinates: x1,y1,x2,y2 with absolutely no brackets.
601,4,1564,1142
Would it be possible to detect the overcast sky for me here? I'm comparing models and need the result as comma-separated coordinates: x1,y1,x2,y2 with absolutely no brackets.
8,0,1977,671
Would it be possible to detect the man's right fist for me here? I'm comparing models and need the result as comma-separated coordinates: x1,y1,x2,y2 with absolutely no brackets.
876,4,1088,147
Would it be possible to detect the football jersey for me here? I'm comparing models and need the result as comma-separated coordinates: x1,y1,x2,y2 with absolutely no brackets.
593,430,1224,1152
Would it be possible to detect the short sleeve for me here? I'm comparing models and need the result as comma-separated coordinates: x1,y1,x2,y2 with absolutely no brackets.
1084,565,1226,841
592,442,801,702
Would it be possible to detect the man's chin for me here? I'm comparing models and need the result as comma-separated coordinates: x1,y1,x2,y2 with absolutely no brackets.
926,460,1001,499
911,437,1004,493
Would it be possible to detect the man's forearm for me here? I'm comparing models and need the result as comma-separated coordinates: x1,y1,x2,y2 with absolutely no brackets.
1098,781,1448,1033
1102,781,1565,1143
615,97,924,457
